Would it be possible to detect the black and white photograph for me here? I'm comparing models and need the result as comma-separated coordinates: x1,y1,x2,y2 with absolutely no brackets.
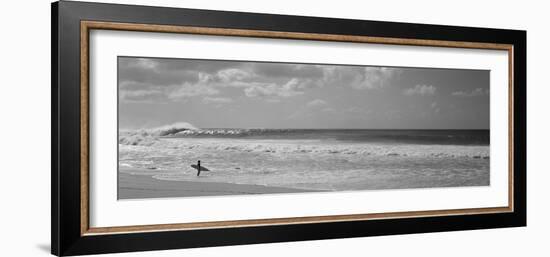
118,56,490,199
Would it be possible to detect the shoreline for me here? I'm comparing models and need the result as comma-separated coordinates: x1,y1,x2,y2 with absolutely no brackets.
119,169,318,199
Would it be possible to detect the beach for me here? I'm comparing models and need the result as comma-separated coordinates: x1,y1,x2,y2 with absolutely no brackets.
119,168,315,199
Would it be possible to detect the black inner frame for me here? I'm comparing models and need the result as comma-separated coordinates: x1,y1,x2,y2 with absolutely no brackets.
52,1,526,256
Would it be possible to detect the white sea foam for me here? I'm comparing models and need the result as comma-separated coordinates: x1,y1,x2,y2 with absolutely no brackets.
148,122,198,136
118,125,490,191
119,122,198,146
120,137,489,159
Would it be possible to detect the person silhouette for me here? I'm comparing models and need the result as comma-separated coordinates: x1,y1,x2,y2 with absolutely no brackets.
192,160,209,176
196,160,201,176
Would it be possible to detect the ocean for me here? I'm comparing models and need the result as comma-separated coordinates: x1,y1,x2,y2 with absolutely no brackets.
119,128,490,191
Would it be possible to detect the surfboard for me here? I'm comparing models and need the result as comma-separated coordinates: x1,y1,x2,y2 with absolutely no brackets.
191,164,210,171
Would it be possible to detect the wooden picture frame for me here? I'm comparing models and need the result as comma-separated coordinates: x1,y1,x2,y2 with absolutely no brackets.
52,1,526,256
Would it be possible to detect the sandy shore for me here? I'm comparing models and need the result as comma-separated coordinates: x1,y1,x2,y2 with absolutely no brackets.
119,169,315,199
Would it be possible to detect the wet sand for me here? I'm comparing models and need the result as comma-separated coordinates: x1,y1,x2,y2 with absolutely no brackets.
119,169,314,199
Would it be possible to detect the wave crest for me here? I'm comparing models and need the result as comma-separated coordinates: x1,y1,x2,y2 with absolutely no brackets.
149,122,198,136
175,128,251,136
119,122,198,146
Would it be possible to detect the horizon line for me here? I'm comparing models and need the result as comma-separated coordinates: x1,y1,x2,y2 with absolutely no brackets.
119,127,490,131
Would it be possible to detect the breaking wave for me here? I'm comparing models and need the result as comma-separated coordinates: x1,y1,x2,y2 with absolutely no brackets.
119,122,198,146
147,122,197,135
118,124,490,192
118,122,490,160
119,137,489,160
171,128,489,146
174,128,290,136
180,142,490,159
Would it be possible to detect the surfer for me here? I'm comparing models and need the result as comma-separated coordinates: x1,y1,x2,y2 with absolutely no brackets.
196,160,201,176
192,160,210,176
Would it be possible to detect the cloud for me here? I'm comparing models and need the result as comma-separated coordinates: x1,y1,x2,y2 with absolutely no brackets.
119,57,404,104
129,58,159,69
252,63,325,80
119,67,222,103
403,84,436,96
216,68,252,83
325,67,400,90
119,81,219,103
244,79,305,98
452,88,489,97
168,83,219,100
119,81,159,90
322,107,336,113
202,97,234,104
356,67,400,90
306,99,327,108
225,65,402,96
119,89,165,103
119,58,320,102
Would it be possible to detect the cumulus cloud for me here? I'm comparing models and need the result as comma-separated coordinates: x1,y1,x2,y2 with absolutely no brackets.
355,67,400,90
244,79,305,98
403,84,436,96
452,88,489,97
216,68,252,83
168,83,219,100
119,81,220,103
323,67,400,90
119,89,165,103
252,63,325,80
202,97,234,104
119,57,405,104
306,99,327,108
118,64,223,103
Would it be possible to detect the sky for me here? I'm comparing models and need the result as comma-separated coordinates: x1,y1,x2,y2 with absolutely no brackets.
118,56,490,130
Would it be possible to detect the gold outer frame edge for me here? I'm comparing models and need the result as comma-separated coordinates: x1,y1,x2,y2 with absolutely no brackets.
80,20,514,236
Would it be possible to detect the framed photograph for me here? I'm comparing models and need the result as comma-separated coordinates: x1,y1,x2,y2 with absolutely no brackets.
52,1,526,256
